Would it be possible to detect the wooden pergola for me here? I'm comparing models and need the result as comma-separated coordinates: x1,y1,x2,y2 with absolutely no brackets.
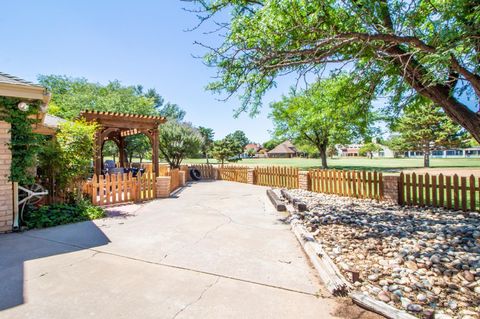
80,111,166,177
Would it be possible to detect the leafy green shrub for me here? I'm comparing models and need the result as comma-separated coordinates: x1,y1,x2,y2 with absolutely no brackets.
24,200,105,229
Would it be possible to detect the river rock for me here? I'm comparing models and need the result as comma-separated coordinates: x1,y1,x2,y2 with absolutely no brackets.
377,291,391,302
287,189,480,319
407,303,423,312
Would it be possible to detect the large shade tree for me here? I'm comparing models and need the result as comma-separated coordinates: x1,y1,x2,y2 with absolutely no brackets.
158,121,202,168
188,0,480,142
270,75,375,168
38,75,182,120
225,130,250,149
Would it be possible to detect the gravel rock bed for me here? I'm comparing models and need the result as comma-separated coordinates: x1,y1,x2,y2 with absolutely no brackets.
287,189,480,319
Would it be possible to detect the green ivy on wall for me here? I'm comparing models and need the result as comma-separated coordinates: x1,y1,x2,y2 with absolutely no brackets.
0,97,41,185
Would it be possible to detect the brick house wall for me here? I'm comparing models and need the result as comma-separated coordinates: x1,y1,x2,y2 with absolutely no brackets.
0,121,12,232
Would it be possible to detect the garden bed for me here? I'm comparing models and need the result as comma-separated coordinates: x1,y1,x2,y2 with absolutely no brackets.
287,189,479,319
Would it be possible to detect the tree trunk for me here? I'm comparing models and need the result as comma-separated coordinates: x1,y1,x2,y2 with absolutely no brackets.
205,153,209,164
385,45,480,143
423,147,430,168
317,144,328,168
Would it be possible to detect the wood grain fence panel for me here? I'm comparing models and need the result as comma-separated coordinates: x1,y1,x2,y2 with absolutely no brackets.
453,174,459,210
398,172,404,205
470,175,476,211
424,173,430,206
405,174,411,205
438,174,444,207
431,175,437,207
418,174,424,207
446,175,452,209
461,176,467,212
400,172,477,212
411,173,417,205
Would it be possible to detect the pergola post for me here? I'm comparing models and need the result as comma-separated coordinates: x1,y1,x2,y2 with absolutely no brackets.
119,136,126,168
152,128,159,177
94,130,103,176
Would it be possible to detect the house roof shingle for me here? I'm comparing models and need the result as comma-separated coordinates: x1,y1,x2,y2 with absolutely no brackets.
0,72,42,88
268,140,297,154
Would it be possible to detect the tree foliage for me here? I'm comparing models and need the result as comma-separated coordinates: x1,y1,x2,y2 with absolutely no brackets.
225,130,250,149
38,75,186,121
359,143,382,158
158,121,202,168
270,75,375,168
102,140,119,162
53,120,98,200
198,126,215,163
263,138,281,151
394,100,467,167
189,0,480,142
210,136,243,165
124,135,151,163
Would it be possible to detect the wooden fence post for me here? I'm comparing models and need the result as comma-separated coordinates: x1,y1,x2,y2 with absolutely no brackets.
298,171,309,190
156,176,171,198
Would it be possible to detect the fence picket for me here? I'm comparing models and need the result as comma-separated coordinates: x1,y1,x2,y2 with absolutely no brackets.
461,176,467,212
398,172,404,205
431,175,437,207
418,174,424,207
412,173,417,205
470,175,476,211
446,175,452,209
424,173,430,206
405,174,411,205
453,174,459,210
439,174,444,207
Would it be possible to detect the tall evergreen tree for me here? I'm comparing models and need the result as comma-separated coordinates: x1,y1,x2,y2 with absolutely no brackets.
395,101,467,167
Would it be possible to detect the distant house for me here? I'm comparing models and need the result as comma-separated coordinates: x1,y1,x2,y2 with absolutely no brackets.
337,144,362,157
405,147,480,158
336,143,395,158
267,140,298,158
244,143,262,153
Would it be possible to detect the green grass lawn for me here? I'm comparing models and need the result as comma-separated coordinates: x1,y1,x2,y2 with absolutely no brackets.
184,157,480,172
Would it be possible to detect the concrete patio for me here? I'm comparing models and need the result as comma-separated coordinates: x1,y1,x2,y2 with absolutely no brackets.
0,181,363,319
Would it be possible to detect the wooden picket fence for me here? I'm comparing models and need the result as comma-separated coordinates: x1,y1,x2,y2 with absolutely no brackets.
399,172,480,211
218,165,249,183
310,169,384,200
170,169,181,192
189,164,216,179
254,166,299,188
86,172,156,206
158,164,169,176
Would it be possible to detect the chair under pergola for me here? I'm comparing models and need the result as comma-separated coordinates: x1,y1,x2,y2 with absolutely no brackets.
80,111,166,177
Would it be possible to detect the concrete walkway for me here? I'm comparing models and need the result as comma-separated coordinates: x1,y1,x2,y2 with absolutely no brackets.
0,181,345,319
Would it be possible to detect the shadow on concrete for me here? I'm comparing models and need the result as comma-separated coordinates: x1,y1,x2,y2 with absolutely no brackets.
0,221,110,311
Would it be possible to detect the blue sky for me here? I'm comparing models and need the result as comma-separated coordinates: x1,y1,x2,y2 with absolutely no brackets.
0,0,300,142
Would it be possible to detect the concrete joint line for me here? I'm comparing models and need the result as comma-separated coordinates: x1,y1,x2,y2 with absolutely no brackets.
22,233,318,298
